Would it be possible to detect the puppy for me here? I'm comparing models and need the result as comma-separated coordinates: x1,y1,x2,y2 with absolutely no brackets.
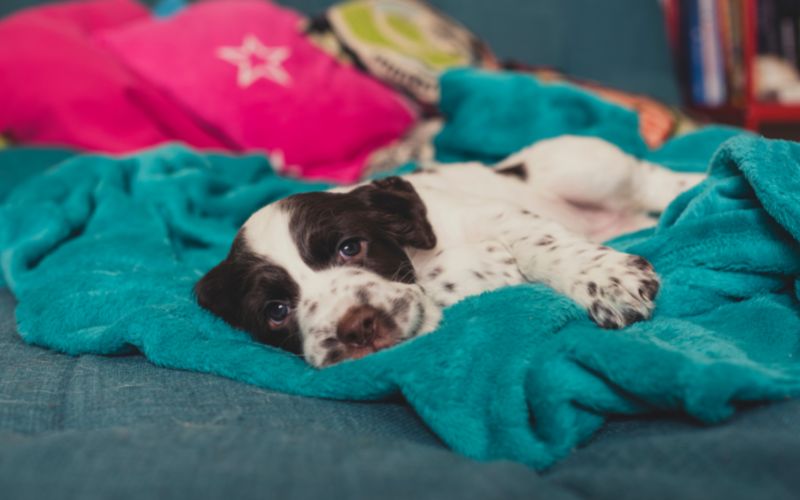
196,136,703,367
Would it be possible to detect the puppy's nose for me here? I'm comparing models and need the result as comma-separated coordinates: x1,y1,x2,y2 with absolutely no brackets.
336,305,388,347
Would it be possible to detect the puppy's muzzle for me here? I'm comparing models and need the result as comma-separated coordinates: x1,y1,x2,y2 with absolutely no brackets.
336,304,400,357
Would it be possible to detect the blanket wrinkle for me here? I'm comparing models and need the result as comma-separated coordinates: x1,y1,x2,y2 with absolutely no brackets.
2,69,800,469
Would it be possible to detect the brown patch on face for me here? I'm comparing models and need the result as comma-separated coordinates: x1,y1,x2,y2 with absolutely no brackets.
194,234,303,354
280,177,437,286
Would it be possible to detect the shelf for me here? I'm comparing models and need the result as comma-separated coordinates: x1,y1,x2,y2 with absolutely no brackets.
691,103,800,122
747,103,800,122
666,0,800,132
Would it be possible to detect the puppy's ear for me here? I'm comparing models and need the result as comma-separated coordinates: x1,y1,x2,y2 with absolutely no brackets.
352,176,437,250
195,236,259,330
195,257,244,327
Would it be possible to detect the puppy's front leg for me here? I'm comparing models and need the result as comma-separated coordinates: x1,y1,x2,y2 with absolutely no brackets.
493,210,660,328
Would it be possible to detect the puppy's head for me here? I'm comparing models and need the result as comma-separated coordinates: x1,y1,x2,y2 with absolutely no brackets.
195,177,442,367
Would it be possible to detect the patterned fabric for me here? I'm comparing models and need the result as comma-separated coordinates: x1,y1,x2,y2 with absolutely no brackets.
308,0,496,105
362,118,441,178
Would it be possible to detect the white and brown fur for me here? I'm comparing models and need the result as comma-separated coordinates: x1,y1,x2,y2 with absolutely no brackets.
196,136,703,367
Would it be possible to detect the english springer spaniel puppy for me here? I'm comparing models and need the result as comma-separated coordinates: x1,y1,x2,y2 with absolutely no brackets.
196,136,703,367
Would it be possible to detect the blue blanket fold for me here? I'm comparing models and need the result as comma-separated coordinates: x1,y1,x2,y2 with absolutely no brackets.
434,68,649,163
2,69,800,469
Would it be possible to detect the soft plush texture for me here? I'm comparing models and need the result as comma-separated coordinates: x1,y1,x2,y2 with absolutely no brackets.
0,146,76,288
434,68,649,164
4,286,800,500
2,69,800,469
98,0,417,182
0,0,228,152
0,146,76,203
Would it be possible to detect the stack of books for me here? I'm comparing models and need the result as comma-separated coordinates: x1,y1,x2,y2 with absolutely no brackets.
672,0,750,108
672,0,800,108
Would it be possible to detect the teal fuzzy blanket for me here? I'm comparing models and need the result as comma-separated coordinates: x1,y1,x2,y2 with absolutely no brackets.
2,69,800,469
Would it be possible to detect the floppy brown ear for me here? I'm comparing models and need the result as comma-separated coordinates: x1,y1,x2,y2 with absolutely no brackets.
195,257,245,327
352,176,437,250
194,236,255,329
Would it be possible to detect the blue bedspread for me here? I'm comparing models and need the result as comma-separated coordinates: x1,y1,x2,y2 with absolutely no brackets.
2,69,799,469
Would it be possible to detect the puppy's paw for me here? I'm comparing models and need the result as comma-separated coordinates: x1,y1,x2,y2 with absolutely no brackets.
575,253,660,329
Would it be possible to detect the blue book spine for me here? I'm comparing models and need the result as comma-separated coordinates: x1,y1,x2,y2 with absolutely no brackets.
688,0,706,104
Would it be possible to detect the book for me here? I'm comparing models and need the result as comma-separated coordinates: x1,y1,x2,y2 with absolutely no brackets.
719,0,746,105
686,0,707,104
730,0,746,104
698,0,727,105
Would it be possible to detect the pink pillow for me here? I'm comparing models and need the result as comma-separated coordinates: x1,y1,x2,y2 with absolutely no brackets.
98,0,417,182
0,0,228,153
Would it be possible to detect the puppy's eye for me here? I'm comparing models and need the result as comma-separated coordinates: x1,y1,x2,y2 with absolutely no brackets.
338,238,367,260
265,302,290,326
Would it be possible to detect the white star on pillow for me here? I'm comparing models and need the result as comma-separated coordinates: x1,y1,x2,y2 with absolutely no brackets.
216,34,292,88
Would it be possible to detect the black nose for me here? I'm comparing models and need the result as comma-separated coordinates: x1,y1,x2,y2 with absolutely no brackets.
336,305,387,347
